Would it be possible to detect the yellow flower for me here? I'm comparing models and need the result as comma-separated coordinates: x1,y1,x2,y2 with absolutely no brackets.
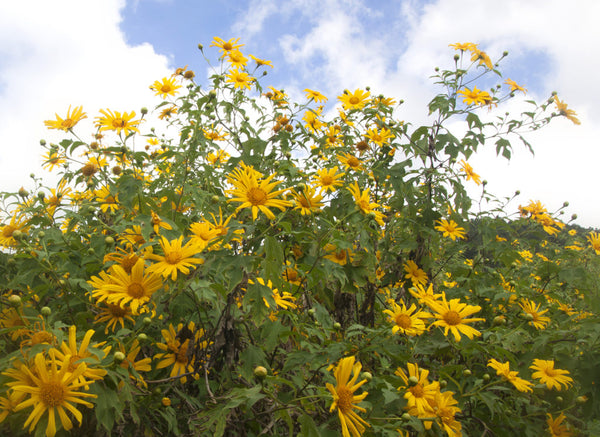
203,128,229,141
95,109,141,136
151,77,182,99
303,108,325,133
530,359,573,391
586,231,600,254
324,243,353,266
225,69,254,90
94,303,135,334
470,48,493,69
395,363,439,416
427,294,485,341
52,325,108,385
189,220,221,251
326,356,370,437
146,236,205,281
460,160,481,185
226,49,248,68
314,166,345,193
0,213,29,248
290,185,324,215
546,412,573,437
304,88,327,102
346,181,385,226
158,105,178,120
150,211,173,234
154,322,207,383
338,89,370,111
249,54,273,68
210,37,244,57
364,127,394,147
457,86,491,106
505,78,527,94
435,219,466,241
44,105,87,131
226,163,291,221
519,299,550,330
449,42,478,51
41,149,66,171
92,258,163,314
337,152,363,172
94,185,119,213
12,350,97,437
403,261,428,286
487,359,533,393
553,95,581,125
383,300,430,336
409,283,442,306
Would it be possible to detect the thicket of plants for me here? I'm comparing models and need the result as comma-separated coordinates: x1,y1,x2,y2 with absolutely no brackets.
1,38,599,436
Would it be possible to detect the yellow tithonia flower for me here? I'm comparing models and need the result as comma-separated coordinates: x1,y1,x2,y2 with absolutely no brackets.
326,356,370,437
426,294,485,341
530,359,573,391
44,105,87,131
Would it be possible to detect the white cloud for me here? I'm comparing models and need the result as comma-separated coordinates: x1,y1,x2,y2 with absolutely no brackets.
0,0,171,194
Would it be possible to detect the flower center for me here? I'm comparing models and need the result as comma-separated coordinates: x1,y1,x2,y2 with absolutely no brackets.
335,250,346,261
544,367,558,377
395,314,413,329
61,119,74,129
112,118,126,128
356,141,369,151
247,187,267,205
409,384,425,398
298,197,311,208
347,156,360,167
176,341,190,363
108,303,129,317
349,96,360,105
165,251,183,265
320,175,333,185
40,381,66,407
223,42,233,50
30,331,54,345
285,269,298,281
67,355,83,372
336,385,353,413
160,84,172,93
2,224,15,238
443,310,462,326
128,282,145,298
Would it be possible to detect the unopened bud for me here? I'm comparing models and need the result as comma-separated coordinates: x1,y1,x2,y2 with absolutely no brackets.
407,376,419,387
8,294,22,307
141,107,148,115
41,306,52,316
254,366,268,379
18,187,29,197
197,43,204,51
113,351,126,363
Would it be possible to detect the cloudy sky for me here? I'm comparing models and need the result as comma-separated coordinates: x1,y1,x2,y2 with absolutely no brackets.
1,0,598,226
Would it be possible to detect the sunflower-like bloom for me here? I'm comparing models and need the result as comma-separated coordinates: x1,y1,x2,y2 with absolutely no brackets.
427,294,485,341
189,221,221,251
95,109,141,136
314,167,345,193
154,321,207,383
290,185,323,215
337,152,363,172
470,48,493,69
12,350,97,437
117,339,152,387
326,356,370,437
364,127,394,146
530,359,573,391
151,77,182,99
226,163,291,221
395,363,440,416
383,300,431,336
505,78,527,94
210,37,244,57
304,88,327,102
249,54,273,68
457,86,491,105
434,219,466,241
338,89,371,111
52,325,109,387
146,236,205,281
250,277,297,311
226,49,248,68
403,260,428,286
409,283,443,306
92,258,163,314
460,160,481,185
546,412,573,437
44,105,87,131
225,69,254,90
449,42,478,52
303,108,325,132
586,231,600,254
487,359,533,393
347,181,385,226
553,95,581,125
324,243,353,266
0,213,29,248
519,299,551,330
94,303,135,334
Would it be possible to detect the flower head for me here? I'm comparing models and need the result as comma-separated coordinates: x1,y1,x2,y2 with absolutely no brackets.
460,160,481,185
505,78,527,94
553,95,581,125
427,294,485,341
44,105,87,131
546,412,573,437
395,363,440,416
457,86,492,106
210,37,244,57
146,236,205,281
530,359,573,391
338,89,370,111
314,167,345,193
347,181,385,226
519,299,550,330
487,359,533,392
326,356,370,437
225,69,254,90
95,109,141,136
403,261,428,286
435,219,466,241
304,88,327,103
151,77,182,99
290,185,323,215
383,300,431,336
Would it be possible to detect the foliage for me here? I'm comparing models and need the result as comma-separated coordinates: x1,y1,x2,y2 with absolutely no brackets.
1,39,598,437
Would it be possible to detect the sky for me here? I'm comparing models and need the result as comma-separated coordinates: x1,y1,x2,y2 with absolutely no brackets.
1,0,598,227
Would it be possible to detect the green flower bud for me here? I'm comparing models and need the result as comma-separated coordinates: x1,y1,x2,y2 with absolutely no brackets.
8,294,22,307
143,317,152,325
38,231,45,239
41,306,52,316
463,369,472,377
254,366,268,379
408,376,419,387
40,139,46,146
361,371,372,382
137,333,148,342
401,413,412,422
482,373,491,382
333,322,341,331
113,351,126,363
105,236,115,245
18,187,29,197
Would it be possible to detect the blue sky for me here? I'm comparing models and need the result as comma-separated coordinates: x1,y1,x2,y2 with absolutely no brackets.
0,0,598,226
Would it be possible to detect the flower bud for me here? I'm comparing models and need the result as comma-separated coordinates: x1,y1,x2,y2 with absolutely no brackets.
8,294,22,307
40,139,46,146
18,187,29,197
482,373,490,382
197,43,204,51
361,371,372,382
254,366,268,379
137,333,148,342
453,54,460,61
563,201,569,207
333,322,341,331
463,369,472,377
439,379,447,388
407,376,419,387
38,231,45,238
571,214,577,220
143,317,152,325
401,413,412,422
41,306,52,316
503,50,509,57
113,351,126,363
105,236,115,245
141,107,148,115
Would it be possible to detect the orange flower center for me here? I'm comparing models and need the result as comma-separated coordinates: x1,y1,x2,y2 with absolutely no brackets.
165,251,183,265
409,384,425,398
320,175,333,185
247,187,267,206
2,224,15,238
298,197,311,208
40,381,66,407
443,310,462,326
160,84,173,93
349,96,360,105
176,341,190,363
30,331,54,345
81,163,98,176
395,314,413,329
112,118,127,128
121,254,140,273
285,269,298,281
336,385,353,413
61,119,75,128
355,141,369,151
67,355,83,372
222,42,233,50
128,282,145,299
108,303,129,317
543,367,558,377
347,156,360,168
335,250,346,261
